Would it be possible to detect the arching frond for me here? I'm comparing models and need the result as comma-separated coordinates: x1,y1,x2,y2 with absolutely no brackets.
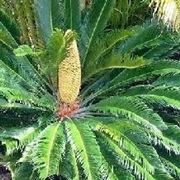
65,120,109,180
117,22,163,54
82,0,116,65
0,22,17,49
89,59,180,98
0,126,39,156
160,157,180,178
83,54,146,81
64,0,81,32
20,122,66,179
92,96,180,155
14,162,37,180
60,143,80,180
92,96,167,130
33,0,53,44
83,28,133,69
96,123,154,174
0,8,20,42
95,129,136,179
96,132,155,180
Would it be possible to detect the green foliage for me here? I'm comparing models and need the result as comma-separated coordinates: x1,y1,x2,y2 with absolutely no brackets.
0,126,39,155
22,122,66,179
81,0,116,66
43,29,66,79
33,0,53,44
0,9,20,42
109,0,151,28
83,54,146,81
64,0,81,32
83,28,133,66
51,0,64,29
0,22,17,49
60,143,79,179
65,120,109,180
0,0,180,180
13,45,41,57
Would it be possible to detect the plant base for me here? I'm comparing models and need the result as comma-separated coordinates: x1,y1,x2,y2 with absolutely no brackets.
57,101,80,120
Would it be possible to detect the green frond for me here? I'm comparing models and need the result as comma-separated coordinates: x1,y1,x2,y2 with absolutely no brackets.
33,0,53,44
64,0,81,32
94,119,176,179
148,86,180,101
14,162,37,180
0,37,55,108
83,54,146,81
51,0,64,29
84,28,133,68
83,117,179,179
96,131,155,180
160,157,180,179
93,96,167,130
0,126,39,155
92,96,180,155
140,94,180,111
21,122,66,179
43,29,66,80
95,130,136,179
0,58,54,111
60,143,80,180
82,0,116,65
133,143,173,179
0,22,17,49
0,44,47,94
114,59,180,83
153,72,180,87
142,33,180,59
118,85,180,103
0,8,20,41
100,59,180,94
65,120,109,180
0,85,35,105
163,125,180,143
117,22,163,54
95,123,154,174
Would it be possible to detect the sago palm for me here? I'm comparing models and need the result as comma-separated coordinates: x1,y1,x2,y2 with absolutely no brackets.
0,0,180,180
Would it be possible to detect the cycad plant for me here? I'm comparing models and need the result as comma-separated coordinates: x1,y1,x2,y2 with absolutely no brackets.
0,0,180,180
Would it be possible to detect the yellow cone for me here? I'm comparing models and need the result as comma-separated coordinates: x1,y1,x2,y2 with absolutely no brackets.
58,35,81,104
